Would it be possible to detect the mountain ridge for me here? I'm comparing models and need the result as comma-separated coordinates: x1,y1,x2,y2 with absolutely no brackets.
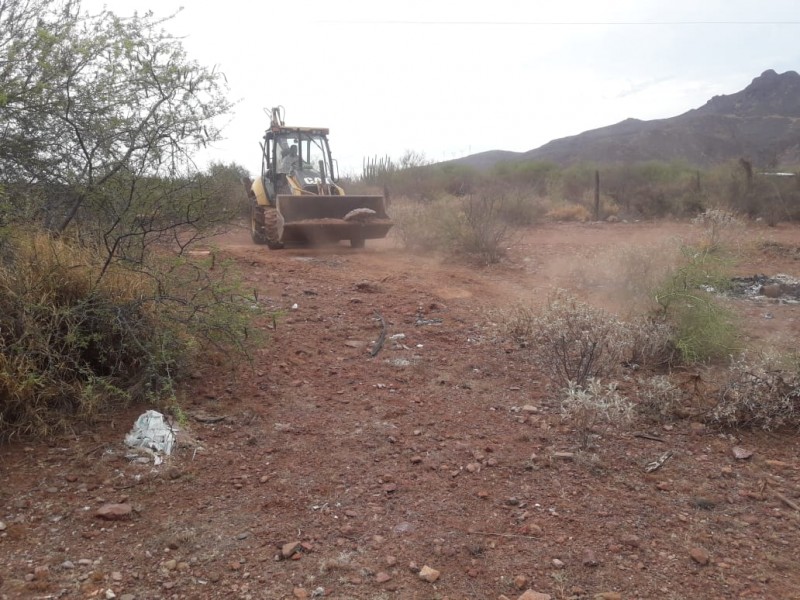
452,70,800,169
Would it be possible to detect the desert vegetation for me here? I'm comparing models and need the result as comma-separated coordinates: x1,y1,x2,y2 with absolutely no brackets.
510,210,799,434
2,2,798,446
354,152,799,282
0,0,253,439
356,152,800,439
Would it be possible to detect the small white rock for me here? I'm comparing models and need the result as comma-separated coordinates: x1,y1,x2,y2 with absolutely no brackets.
418,565,440,582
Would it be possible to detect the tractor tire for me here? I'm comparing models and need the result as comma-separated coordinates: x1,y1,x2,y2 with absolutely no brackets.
251,204,284,249
263,206,285,250
250,203,269,245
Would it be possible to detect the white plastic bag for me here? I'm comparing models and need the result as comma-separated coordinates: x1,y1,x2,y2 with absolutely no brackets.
125,410,176,455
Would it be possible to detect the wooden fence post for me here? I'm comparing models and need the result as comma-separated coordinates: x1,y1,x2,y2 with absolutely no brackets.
594,170,600,221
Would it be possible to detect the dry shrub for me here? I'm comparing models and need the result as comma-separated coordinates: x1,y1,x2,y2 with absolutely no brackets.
692,208,745,251
709,353,800,430
494,191,549,226
559,240,683,318
626,317,678,370
636,374,684,421
507,294,676,388
561,379,634,447
390,196,460,252
611,242,682,315
513,292,630,387
457,194,513,265
600,195,621,218
545,203,591,222
392,194,513,265
504,305,538,344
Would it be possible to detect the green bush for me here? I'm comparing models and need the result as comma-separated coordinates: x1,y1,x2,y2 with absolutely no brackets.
201,162,251,219
655,246,740,363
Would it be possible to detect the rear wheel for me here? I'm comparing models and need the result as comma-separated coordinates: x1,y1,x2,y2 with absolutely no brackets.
350,238,365,249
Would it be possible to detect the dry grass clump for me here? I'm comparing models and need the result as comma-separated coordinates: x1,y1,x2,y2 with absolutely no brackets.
0,232,157,438
545,203,591,222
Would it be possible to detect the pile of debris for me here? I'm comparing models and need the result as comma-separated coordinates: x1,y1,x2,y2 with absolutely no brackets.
729,274,800,302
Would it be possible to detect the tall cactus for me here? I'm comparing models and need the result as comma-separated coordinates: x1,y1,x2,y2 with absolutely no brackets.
362,155,397,184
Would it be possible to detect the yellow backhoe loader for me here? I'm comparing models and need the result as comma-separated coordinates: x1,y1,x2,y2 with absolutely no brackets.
243,107,392,249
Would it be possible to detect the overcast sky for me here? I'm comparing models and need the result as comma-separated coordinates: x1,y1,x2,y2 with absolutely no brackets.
87,0,799,175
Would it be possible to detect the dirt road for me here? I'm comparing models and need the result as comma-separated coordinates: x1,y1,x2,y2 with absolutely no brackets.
2,221,800,599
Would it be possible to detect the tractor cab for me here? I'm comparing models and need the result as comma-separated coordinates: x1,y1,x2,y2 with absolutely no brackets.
260,106,339,197
268,130,338,192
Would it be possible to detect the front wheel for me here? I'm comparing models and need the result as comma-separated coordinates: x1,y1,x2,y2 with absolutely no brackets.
251,203,284,249
350,238,365,249
251,203,268,245
264,206,285,249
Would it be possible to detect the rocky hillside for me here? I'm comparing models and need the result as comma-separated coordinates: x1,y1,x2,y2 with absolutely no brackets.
457,70,800,169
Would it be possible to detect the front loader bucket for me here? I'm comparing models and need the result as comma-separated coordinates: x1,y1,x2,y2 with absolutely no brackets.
276,195,393,245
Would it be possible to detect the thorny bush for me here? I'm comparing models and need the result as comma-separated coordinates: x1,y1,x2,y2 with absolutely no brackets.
709,353,800,430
